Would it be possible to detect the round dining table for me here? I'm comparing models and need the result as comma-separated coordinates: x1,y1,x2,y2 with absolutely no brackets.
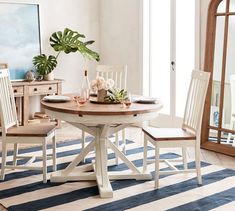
41,94,163,198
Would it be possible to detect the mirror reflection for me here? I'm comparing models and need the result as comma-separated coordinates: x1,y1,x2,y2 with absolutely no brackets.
210,16,225,130
230,0,235,12
217,0,226,12
221,15,235,146
209,3,235,147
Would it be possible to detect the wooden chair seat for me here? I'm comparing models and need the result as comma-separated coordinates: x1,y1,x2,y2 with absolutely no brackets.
142,127,196,141
7,124,56,137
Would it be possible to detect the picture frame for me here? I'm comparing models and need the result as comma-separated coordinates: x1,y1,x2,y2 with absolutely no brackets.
0,0,41,81
210,106,219,127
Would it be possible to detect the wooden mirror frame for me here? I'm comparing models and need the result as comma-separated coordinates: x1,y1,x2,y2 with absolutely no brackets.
201,0,235,156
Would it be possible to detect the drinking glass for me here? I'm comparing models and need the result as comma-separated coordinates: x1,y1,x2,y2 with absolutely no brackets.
73,89,81,107
123,93,132,108
78,89,87,106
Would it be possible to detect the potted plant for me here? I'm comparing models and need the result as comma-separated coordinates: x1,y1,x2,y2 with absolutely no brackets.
33,28,100,80
105,88,128,103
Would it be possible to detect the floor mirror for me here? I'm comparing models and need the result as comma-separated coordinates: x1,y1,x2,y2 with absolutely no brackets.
201,0,235,156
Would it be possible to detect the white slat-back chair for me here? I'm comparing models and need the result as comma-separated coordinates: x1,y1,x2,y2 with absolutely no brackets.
0,69,57,183
227,75,235,146
82,65,127,164
142,70,210,189
96,65,127,90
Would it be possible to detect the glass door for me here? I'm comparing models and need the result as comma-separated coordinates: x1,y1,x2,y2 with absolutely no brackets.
148,0,198,127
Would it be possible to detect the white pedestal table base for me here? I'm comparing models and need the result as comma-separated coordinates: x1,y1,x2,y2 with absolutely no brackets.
50,123,152,198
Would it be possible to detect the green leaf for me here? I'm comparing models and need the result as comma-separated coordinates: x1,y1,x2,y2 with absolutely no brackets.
84,40,95,46
105,88,128,102
49,28,100,61
33,54,57,75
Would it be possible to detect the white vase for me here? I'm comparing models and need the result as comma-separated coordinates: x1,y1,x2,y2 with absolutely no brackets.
44,72,54,81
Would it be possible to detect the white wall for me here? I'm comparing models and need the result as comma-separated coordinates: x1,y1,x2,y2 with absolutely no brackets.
99,0,142,94
4,0,214,116
40,0,142,94
98,0,210,94
26,0,100,117
42,0,209,95
40,0,100,93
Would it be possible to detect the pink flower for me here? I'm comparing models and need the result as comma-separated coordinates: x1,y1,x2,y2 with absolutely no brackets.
90,76,115,91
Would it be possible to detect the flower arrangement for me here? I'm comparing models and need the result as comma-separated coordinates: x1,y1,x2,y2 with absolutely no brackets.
90,76,115,92
90,76,129,103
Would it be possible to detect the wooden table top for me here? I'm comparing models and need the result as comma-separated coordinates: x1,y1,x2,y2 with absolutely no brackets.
41,94,163,116
12,79,63,86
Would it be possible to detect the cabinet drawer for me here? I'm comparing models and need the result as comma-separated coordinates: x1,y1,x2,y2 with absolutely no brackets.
29,84,57,95
13,86,24,96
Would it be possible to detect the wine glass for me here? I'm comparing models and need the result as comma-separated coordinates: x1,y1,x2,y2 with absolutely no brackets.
121,93,131,108
124,93,132,108
78,89,87,106
73,89,81,107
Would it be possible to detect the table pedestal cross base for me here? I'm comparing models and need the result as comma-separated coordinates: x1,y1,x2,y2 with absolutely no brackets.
50,123,152,198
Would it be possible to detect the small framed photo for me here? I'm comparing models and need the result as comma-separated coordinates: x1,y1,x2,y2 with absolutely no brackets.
210,106,219,127
0,0,41,80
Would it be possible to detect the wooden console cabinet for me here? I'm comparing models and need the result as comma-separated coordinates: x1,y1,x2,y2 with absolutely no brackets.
12,80,63,125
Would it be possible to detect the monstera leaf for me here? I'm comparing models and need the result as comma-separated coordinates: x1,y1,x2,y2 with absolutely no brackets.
33,54,57,75
77,42,100,62
50,28,100,61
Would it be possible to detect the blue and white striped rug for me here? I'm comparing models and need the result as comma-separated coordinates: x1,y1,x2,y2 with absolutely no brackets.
0,139,235,211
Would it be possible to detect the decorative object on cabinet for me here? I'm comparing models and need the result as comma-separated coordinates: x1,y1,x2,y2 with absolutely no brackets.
0,68,57,183
142,70,210,189
33,28,100,80
0,2,41,80
201,0,235,156
24,70,36,82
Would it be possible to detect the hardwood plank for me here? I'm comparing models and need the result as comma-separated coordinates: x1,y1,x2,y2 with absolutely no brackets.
142,127,196,141
7,124,56,137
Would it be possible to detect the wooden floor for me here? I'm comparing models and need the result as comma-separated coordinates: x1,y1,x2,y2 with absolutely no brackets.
0,123,235,170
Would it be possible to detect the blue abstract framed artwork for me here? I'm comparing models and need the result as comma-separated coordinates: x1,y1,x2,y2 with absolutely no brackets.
0,1,41,80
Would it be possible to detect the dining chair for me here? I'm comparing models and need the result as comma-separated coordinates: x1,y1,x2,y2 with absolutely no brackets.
0,68,57,183
0,64,8,127
142,70,210,189
227,75,235,146
82,65,127,164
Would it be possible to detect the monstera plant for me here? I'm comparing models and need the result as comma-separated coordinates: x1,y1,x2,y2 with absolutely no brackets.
33,54,57,76
33,28,100,78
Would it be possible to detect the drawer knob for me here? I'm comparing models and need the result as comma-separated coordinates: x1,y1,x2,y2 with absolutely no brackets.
14,89,17,93
34,88,37,92
49,87,52,90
